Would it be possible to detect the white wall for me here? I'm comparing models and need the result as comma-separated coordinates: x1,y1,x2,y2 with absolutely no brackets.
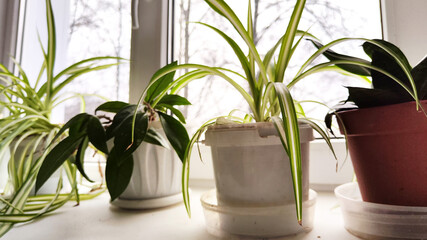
381,0,427,65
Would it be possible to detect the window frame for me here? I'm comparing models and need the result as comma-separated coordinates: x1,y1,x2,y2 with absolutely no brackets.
0,0,21,71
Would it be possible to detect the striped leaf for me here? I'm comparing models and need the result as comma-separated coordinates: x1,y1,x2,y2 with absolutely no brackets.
272,82,303,224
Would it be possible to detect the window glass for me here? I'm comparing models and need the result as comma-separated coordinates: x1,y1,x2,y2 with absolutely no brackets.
65,0,131,116
173,0,381,134
20,0,131,123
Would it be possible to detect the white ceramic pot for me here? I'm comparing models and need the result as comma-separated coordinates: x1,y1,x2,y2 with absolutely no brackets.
205,122,313,206
119,122,182,200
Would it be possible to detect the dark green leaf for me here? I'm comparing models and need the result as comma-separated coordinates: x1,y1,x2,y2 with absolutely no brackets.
36,135,84,192
145,62,178,103
144,128,168,148
106,147,134,201
50,113,89,146
324,111,335,135
346,86,411,108
411,56,427,99
362,40,412,95
87,116,108,154
75,137,93,182
113,112,149,160
105,105,137,139
155,94,191,106
158,112,189,162
363,39,411,69
309,39,371,76
95,101,130,114
157,105,186,123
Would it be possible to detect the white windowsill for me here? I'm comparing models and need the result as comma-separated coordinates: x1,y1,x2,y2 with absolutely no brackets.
5,185,359,240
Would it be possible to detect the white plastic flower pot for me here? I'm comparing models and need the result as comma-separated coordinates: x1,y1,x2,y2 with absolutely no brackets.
203,122,315,238
9,136,61,196
113,122,182,209
205,122,313,205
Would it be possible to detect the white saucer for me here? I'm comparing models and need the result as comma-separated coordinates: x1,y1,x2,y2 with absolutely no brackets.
201,189,316,238
335,182,427,239
111,192,182,210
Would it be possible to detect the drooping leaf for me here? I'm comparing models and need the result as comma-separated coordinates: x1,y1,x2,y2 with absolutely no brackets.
52,63,121,97
106,147,134,201
36,135,84,192
157,104,186,123
272,82,303,224
105,105,137,139
75,137,93,182
50,113,89,145
158,112,189,162
87,115,108,154
182,122,212,217
54,56,123,82
309,39,371,76
145,61,178,103
144,128,168,148
113,111,149,160
363,39,411,70
95,101,130,114
298,118,337,161
362,40,412,95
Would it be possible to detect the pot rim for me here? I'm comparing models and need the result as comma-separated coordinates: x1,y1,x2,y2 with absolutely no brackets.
337,99,427,115
336,100,427,136
206,121,311,131
204,122,314,146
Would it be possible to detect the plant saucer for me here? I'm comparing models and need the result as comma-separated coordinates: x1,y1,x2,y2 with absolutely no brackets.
200,189,316,238
335,182,427,239
111,192,182,210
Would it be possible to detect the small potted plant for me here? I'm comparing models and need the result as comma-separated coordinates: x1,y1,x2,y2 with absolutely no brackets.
315,38,427,206
36,65,191,207
135,0,338,237
0,0,119,236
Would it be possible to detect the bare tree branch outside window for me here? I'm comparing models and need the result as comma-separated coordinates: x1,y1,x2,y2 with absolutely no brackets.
65,0,131,119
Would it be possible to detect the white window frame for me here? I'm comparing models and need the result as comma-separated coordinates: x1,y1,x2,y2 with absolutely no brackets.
0,0,21,71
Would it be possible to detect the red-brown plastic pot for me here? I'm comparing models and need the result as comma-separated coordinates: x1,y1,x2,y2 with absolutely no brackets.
337,100,427,206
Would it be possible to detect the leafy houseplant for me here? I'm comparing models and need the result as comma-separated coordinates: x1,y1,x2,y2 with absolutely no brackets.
36,65,190,202
135,0,339,233
318,39,427,206
0,0,120,236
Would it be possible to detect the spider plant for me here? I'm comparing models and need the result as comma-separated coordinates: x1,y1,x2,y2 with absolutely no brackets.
35,65,190,202
0,0,120,236
134,0,339,224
